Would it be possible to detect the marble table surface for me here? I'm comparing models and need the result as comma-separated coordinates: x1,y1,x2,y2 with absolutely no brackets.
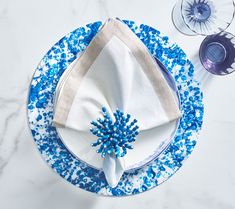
1,0,235,208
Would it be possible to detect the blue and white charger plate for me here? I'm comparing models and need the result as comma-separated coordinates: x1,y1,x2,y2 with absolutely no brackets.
27,20,204,196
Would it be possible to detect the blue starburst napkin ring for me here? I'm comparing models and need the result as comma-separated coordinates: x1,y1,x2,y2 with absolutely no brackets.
90,107,139,187
90,107,139,158
53,18,181,187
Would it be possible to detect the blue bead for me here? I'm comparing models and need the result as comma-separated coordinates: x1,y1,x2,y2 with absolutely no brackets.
102,107,107,112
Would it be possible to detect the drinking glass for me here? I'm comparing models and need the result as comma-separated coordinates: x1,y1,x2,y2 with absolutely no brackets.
199,31,235,75
172,0,235,35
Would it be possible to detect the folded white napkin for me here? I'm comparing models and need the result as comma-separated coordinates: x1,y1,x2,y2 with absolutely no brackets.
53,18,181,187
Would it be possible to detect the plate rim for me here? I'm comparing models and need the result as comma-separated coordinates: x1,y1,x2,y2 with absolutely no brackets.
27,19,204,196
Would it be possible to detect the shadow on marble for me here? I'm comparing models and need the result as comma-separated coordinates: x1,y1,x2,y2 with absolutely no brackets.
191,53,214,90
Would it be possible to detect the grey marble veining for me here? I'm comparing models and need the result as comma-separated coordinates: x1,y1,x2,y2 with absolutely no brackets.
0,0,235,208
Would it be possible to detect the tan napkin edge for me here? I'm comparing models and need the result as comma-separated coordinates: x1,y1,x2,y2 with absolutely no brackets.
53,18,181,127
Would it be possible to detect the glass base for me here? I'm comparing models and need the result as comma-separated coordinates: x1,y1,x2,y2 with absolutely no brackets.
205,42,226,64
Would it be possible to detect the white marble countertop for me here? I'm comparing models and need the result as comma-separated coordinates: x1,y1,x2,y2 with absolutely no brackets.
0,0,235,208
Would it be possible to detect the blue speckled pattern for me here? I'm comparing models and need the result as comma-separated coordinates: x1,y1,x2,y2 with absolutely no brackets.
27,20,204,196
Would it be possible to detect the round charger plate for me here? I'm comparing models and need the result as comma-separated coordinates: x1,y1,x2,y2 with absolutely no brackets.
27,20,204,196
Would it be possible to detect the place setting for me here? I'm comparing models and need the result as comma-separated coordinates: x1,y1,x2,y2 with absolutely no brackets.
27,0,235,197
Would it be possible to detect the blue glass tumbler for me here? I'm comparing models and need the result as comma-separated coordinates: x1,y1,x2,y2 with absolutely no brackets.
172,0,235,35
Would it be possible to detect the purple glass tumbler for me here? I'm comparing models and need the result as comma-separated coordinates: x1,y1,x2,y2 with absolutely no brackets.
199,31,235,75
